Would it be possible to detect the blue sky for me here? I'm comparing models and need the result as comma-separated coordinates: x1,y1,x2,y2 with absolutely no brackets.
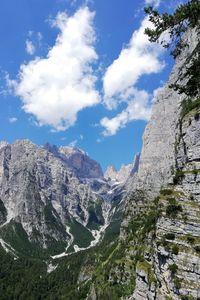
0,0,186,171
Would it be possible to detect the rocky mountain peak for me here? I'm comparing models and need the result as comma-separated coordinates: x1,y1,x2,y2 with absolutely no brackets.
104,153,140,184
104,165,117,180
43,143,104,180
0,141,9,150
59,146,86,156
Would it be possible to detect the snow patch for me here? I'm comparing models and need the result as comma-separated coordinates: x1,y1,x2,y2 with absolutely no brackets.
51,225,74,259
52,202,112,259
47,263,58,273
0,238,18,258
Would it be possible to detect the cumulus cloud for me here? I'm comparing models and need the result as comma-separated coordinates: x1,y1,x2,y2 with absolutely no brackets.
8,117,18,124
25,40,36,55
9,7,100,131
101,88,151,136
103,17,164,103
100,16,165,136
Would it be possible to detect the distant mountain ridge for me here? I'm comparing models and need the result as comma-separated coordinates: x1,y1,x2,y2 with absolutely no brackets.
0,139,128,258
104,153,140,183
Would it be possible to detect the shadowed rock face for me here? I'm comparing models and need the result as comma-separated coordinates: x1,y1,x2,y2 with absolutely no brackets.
59,146,104,179
44,143,104,180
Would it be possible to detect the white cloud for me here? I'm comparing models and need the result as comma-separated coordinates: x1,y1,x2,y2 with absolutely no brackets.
68,134,84,146
37,32,43,41
101,88,151,136
100,16,165,136
103,17,164,103
9,7,100,131
8,117,18,124
25,40,36,55
144,0,161,7
68,139,78,147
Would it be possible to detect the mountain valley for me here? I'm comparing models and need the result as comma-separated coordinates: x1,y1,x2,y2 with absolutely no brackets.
0,2,200,300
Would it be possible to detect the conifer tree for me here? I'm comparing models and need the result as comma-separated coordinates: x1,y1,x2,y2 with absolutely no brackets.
145,0,200,97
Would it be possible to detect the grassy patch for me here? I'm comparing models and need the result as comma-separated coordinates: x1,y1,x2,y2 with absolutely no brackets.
166,198,182,218
180,295,195,300
169,263,178,275
173,169,185,184
160,189,173,196
137,260,156,284
181,98,200,119
171,244,179,255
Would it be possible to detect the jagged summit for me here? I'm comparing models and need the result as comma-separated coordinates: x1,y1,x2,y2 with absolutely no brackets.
0,141,9,149
104,165,117,180
59,145,86,155
104,153,140,183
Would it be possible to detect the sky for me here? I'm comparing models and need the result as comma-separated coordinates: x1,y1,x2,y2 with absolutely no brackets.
0,0,187,171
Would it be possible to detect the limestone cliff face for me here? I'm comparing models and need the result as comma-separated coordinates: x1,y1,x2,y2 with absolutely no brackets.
86,27,200,300
133,28,199,196
175,107,200,201
124,28,200,300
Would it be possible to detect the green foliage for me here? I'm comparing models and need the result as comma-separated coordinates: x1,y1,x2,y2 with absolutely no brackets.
194,244,200,252
87,200,104,230
181,97,200,118
187,234,195,244
181,295,195,300
0,199,7,216
44,203,67,236
166,198,183,218
96,285,124,299
0,221,41,258
169,263,178,275
165,296,174,300
161,239,170,252
1,221,66,258
145,0,200,105
173,169,185,184
0,199,7,224
144,0,200,57
172,244,179,255
69,219,94,248
129,205,160,238
164,233,175,240
160,189,173,196
0,244,91,300
171,48,200,97
174,276,181,289
89,194,162,300
102,219,120,243
137,260,156,284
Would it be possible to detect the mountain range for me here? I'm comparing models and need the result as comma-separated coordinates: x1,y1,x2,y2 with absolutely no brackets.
0,17,200,300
